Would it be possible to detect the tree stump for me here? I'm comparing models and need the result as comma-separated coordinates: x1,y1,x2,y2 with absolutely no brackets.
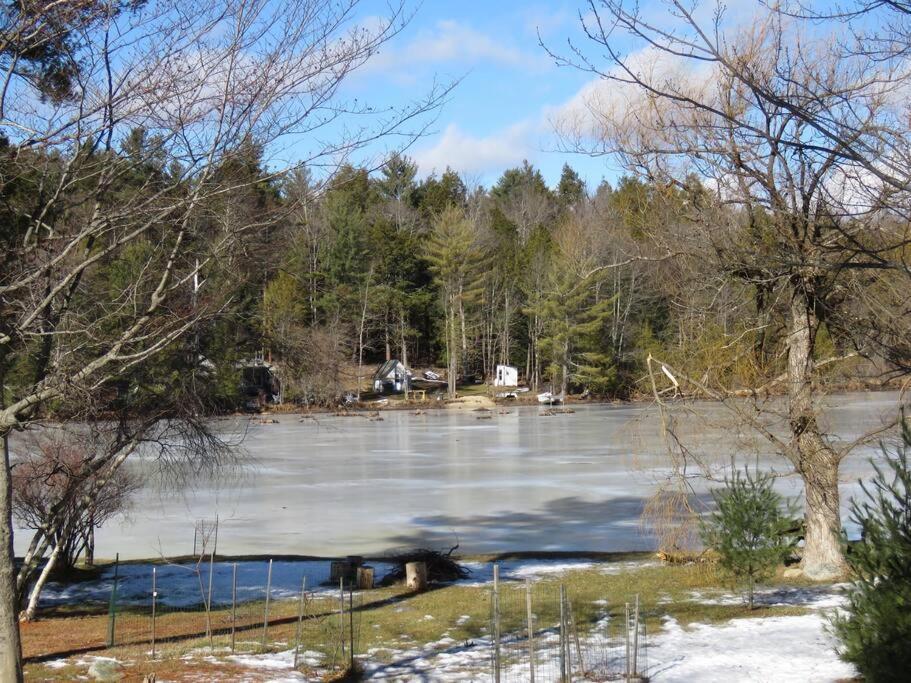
357,566,374,590
405,561,428,592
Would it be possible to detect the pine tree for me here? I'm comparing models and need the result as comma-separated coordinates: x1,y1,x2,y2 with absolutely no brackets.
531,214,616,397
701,469,797,609
832,416,911,682
534,266,615,396
556,163,586,209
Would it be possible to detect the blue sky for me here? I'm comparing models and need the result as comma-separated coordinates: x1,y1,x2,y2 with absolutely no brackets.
341,0,621,190
317,0,849,191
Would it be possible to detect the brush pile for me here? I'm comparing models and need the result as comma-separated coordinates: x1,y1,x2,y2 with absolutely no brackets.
379,545,471,585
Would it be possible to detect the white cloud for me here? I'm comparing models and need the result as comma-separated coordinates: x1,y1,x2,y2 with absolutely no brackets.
547,46,717,143
410,46,715,182
412,121,539,178
365,20,551,77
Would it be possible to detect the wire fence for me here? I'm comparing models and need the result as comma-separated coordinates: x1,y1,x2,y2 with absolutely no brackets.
489,567,649,682
105,558,367,676
26,558,650,682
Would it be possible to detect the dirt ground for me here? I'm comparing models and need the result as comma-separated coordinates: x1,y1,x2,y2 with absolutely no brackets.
443,394,497,410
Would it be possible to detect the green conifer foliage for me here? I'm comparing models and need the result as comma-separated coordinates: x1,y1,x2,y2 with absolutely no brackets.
701,469,797,609
832,416,911,682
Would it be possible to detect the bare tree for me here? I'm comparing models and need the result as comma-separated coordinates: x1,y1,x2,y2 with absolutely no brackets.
12,429,140,620
0,0,447,678
549,1,911,578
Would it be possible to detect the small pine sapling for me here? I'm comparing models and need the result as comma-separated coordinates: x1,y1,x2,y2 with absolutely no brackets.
832,415,911,682
701,468,797,608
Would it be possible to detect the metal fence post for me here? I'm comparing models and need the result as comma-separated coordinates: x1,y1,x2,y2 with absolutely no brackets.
106,553,120,648
206,549,216,644
339,577,346,659
150,567,157,659
560,583,569,683
569,597,584,677
348,585,355,672
632,593,640,679
261,559,273,647
230,562,237,653
625,602,631,681
525,578,535,683
293,575,306,668
492,564,501,683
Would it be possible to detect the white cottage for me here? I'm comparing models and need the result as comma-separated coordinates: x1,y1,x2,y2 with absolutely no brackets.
494,364,518,387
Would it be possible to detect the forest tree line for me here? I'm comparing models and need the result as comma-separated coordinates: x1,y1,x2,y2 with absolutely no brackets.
245,156,683,404
89,150,894,409
4,140,898,410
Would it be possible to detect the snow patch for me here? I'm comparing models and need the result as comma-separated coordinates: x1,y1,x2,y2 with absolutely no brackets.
648,613,855,682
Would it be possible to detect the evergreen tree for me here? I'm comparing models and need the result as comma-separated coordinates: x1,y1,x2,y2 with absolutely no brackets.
534,265,615,396
415,168,467,217
320,166,372,317
424,206,485,396
701,468,797,608
375,153,418,206
832,416,911,682
556,163,586,209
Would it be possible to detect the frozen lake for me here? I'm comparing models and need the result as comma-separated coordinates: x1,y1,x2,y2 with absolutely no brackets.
15,391,902,560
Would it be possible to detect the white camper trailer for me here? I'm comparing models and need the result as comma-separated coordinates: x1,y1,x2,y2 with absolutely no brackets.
493,364,518,387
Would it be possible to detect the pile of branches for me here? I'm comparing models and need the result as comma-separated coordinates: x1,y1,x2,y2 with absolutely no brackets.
380,544,471,585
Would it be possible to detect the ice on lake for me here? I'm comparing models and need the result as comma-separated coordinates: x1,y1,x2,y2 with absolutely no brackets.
15,391,901,560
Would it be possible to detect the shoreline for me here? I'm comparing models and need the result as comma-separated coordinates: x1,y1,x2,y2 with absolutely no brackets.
22,549,655,571
249,379,905,418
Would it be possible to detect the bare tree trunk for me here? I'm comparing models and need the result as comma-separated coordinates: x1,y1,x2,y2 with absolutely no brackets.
85,520,95,567
560,338,569,397
356,275,372,400
448,301,458,399
399,314,408,371
458,284,467,365
23,537,63,622
787,291,846,579
0,430,23,681
502,290,511,367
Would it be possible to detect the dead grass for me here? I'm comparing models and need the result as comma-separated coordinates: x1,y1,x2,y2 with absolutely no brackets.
24,560,836,681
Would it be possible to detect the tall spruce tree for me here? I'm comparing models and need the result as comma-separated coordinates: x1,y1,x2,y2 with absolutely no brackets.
833,416,911,682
